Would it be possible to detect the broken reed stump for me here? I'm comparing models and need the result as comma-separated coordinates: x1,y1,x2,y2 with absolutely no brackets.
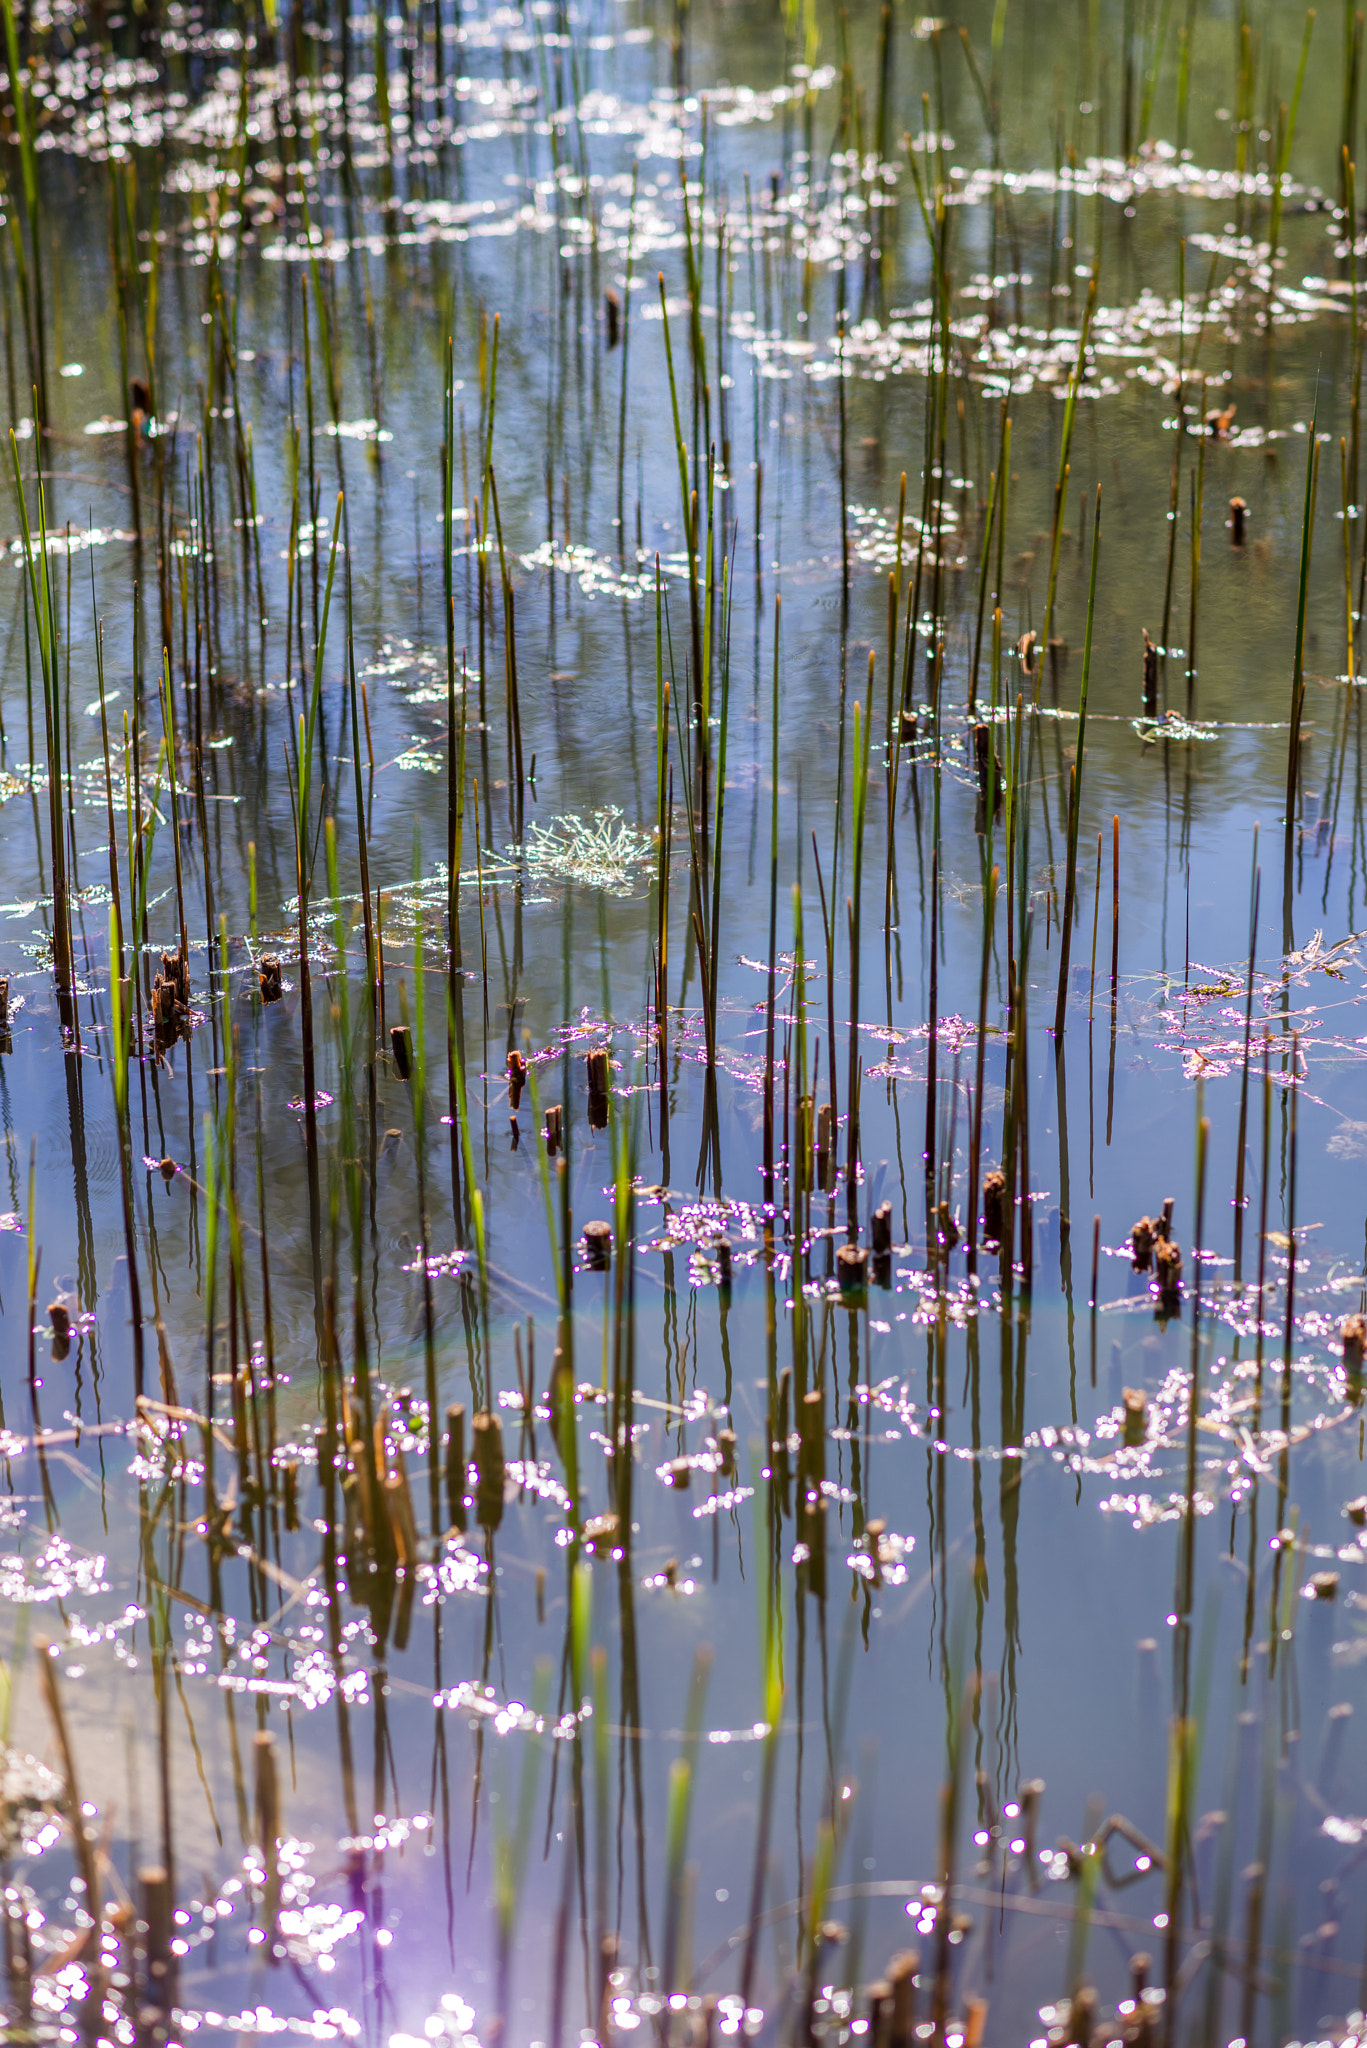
837,1243,868,1297
982,1168,1006,1243
586,1046,610,1129
816,1103,836,1192
544,1103,563,1154
885,1948,918,2048
472,1410,505,1531
604,288,621,350
1131,1216,1156,1271
1122,1386,1148,1446
253,1730,281,1960
583,1511,620,1555
1230,495,1248,546
716,1428,737,1479
139,1864,174,2013
1154,1238,1182,1304
161,948,189,1006
1068,1986,1096,2046
582,1219,612,1270
1142,630,1159,719
898,705,918,744
713,1236,733,1288
506,1048,527,1109
258,954,283,1002
1343,1315,1367,1375
0,975,9,1026
49,1301,71,1363
1017,628,1037,676
445,1402,467,1532
390,1025,412,1078
871,1200,893,1285
972,723,1001,814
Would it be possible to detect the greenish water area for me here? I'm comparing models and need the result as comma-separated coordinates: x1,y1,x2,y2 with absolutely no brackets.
2,1,1367,2043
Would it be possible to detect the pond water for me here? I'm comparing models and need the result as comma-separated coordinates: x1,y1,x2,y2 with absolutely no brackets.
0,1,1366,2044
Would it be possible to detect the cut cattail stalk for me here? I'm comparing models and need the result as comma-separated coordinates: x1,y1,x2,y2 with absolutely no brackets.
1158,1196,1175,1240
544,1104,563,1154
716,1429,737,1478
1122,1387,1147,1446
1310,1570,1340,1600
445,1404,467,1532
1131,1217,1155,1271
664,1456,691,1490
390,1025,412,1078
582,1220,612,1270
282,1459,300,1531
1230,495,1248,546
507,1048,528,1108
604,290,621,350
837,1243,869,1296
982,1168,1006,1243
1343,1494,1367,1527
898,707,918,743
713,1237,732,1286
472,1410,505,1530
871,1201,893,1255
1017,629,1036,676
1142,630,1159,718
1343,1315,1367,1374
0,975,9,1026
259,955,283,1002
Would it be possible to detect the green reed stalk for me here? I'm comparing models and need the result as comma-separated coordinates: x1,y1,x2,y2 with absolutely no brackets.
1053,488,1101,1041
968,866,997,1274
0,0,48,429
662,1646,712,1993
658,279,703,716
9,432,71,995
1265,10,1315,309
1037,277,1096,693
848,677,873,1238
1283,408,1319,945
